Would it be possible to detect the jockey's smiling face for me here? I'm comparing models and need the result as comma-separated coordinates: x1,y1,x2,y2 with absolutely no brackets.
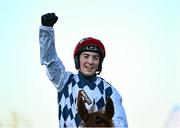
79,51,100,77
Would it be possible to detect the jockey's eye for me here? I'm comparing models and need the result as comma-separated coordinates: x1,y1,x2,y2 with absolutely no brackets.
83,54,89,59
93,55,100,61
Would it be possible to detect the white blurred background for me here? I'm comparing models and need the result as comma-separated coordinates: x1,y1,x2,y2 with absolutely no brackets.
0,0,179,128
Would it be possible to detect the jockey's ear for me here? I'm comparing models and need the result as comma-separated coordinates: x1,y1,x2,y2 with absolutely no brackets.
105,97,114,119
77,91,89,122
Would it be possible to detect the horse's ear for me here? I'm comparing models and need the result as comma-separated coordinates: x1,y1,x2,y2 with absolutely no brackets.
77,91,89,122
105,97,114,119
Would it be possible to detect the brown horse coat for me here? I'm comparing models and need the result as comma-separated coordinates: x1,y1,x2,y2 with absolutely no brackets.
77,91,114,127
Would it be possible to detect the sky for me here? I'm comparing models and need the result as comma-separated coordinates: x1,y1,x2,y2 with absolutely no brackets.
0,0,179,128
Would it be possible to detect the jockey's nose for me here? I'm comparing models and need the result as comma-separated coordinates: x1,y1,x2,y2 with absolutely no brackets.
87,56,94,64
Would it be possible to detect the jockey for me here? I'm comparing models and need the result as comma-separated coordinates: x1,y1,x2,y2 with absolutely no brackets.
39,13,128,128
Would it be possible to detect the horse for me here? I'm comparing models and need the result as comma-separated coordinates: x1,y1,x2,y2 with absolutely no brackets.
77,91,114,127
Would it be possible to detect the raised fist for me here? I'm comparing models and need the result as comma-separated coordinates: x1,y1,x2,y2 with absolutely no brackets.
41,13,58,27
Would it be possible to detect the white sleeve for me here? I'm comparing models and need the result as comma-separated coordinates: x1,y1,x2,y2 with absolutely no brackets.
111,88,128,128
39,25,70,91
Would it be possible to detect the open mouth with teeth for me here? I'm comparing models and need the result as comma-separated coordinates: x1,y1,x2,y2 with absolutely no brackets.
85,66,95,71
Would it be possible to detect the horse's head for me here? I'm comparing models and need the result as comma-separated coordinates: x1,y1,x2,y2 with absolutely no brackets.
77,91,114,127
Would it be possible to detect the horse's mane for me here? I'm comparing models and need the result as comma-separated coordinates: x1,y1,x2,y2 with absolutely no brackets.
77,91,114,127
